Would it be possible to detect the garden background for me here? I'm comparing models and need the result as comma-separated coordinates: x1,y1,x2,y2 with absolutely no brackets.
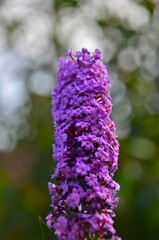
0,0,159,239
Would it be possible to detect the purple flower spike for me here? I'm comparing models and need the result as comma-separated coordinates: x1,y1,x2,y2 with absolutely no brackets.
46,49,121,240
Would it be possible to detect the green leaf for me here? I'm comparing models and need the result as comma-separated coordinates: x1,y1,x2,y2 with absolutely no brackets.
39,216,57,240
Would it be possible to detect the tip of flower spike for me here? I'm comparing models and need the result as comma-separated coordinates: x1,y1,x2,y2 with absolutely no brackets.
64,48,72,56
82,48,89,54
64,48,102,62
94,49,101,60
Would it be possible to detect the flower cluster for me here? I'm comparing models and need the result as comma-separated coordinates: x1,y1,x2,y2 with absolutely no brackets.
46,48,121,240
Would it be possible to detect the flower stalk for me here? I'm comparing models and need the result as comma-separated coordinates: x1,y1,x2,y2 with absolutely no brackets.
46,48,121,240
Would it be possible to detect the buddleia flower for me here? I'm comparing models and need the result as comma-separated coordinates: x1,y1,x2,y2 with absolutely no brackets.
46,48,121,240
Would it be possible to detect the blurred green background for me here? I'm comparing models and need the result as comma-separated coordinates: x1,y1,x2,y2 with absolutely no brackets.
0,0,159,239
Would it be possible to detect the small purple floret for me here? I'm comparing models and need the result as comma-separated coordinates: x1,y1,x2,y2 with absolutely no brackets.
46,49,121,240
